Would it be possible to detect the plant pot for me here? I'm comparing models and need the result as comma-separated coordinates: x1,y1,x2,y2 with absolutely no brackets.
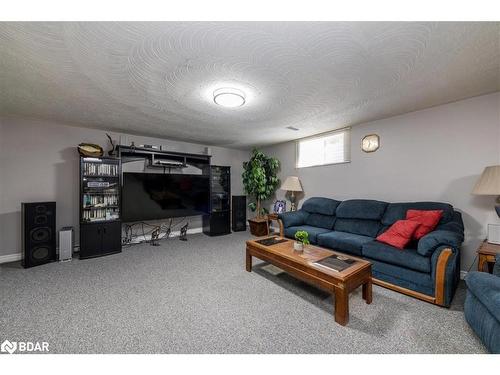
293,241,304,252
248,217,269,237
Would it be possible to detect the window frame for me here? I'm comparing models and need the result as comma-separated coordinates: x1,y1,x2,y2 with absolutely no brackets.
295,127,351,169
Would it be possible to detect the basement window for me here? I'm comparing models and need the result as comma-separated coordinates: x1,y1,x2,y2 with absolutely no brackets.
296,128,351,168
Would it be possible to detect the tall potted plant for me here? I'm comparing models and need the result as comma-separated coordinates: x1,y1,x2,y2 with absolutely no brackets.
242,149,280,236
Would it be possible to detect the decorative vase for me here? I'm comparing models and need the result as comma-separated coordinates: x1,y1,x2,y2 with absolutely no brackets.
293,241,304,252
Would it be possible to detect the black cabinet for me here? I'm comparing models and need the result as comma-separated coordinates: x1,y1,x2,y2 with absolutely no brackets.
203,211,230,236
101,221,122,253
79,156,122,259
80,221,122,259
80,224,102,259
203,165,231,236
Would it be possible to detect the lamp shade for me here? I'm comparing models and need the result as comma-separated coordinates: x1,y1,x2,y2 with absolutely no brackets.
472,165,500,195
280,176,303,192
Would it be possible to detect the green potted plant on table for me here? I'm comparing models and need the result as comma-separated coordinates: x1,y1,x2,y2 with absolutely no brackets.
294,230,310,252
242,148,280,236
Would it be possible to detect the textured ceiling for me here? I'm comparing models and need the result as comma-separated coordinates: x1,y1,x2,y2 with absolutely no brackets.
0,22,499,149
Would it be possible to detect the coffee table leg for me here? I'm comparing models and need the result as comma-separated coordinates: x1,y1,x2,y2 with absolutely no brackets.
246,248,252,272
334,285,349,326
362,279,372,304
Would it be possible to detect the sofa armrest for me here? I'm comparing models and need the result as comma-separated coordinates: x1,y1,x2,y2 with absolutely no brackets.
278,210,308,229
431,245,460,306
417,229,464,257
465,271,500,322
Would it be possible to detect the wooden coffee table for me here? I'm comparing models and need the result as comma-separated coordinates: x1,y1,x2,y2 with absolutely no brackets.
246,237,372,326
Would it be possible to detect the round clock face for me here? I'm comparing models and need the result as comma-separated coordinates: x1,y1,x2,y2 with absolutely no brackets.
362,134,380,152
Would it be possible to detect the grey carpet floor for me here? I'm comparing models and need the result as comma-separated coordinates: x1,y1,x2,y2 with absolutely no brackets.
0,232,487,353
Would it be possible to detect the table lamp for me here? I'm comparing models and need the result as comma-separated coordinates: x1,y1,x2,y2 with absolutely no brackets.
472,165,500,244
280,176,303,211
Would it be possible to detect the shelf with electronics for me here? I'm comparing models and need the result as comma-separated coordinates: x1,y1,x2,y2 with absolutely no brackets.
116,145,230,237
116,145,211,171
78,144,233,258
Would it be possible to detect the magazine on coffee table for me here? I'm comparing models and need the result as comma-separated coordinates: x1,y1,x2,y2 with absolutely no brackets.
255,237,289,246
313,255,356,272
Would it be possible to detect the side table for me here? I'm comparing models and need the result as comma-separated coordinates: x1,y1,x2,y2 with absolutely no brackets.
477,240,500,273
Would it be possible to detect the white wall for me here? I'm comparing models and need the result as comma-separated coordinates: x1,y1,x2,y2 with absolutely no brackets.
0,117,249,258
262,93,500,271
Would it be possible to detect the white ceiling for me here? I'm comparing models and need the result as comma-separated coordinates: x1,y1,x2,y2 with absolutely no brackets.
0,22,499,149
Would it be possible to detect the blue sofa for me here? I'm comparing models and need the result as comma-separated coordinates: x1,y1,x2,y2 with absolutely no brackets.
464,255,500,353
278,197,464,307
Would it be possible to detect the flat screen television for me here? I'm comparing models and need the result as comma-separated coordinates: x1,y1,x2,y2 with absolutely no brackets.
122,172,210,222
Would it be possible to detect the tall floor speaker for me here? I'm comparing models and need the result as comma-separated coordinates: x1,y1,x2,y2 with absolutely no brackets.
232,196,247,232
22,202,56,268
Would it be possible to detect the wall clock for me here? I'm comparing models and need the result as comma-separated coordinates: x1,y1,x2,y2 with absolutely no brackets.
361,134,380,153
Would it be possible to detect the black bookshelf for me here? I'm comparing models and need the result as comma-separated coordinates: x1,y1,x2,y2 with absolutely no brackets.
79,156,122,259
203,165,231,236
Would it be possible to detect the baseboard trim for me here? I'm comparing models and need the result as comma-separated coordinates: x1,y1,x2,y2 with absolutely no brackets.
175,227,203,236
127,227,203,244
0,228,206,263
1,245,81,264
0,253,22,264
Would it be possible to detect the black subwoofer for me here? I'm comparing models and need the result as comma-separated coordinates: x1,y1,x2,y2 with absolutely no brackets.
22,202,56,268
232,195,247,232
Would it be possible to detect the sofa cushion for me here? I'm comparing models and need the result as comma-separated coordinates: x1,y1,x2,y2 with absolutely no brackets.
465,272,500,323
381,202,454,227
279,210,309,228
336,199,388,220
417,229,464,257
376,219,421,249
317,231,373,256
304,213,335,229
302,197,341,216
435,211,464,234
284,225,332,244
406,209,443,240
334,218,381,237
370,260,434,296
363,241,431,273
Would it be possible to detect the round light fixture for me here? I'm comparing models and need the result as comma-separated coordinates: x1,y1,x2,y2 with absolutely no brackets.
213,87,246,108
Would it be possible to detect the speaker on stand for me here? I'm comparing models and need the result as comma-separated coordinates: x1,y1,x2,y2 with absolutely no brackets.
22,202,56,268
232,196,247,232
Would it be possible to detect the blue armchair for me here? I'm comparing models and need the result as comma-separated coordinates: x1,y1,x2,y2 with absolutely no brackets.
464,254,500,353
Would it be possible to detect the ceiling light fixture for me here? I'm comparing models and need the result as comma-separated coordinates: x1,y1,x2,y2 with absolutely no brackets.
213,87,246,108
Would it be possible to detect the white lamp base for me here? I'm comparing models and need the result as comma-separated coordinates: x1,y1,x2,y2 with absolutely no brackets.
289,191,297,211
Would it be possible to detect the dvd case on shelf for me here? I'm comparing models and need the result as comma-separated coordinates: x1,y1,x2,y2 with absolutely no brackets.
80,157,121,223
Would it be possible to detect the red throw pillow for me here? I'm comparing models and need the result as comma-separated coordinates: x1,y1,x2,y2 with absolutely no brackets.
406,209,443,240
376,220,421,249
